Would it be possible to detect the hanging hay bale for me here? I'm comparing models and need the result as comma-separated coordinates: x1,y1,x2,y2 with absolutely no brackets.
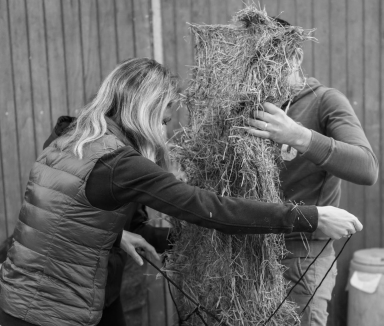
165,4,314,326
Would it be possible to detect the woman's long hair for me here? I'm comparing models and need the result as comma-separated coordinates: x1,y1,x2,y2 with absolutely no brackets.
61,58,178,169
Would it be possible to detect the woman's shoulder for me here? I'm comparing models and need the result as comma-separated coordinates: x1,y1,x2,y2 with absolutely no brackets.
99,145,141,168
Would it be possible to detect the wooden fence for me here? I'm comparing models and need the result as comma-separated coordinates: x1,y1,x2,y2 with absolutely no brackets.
0,1,382,325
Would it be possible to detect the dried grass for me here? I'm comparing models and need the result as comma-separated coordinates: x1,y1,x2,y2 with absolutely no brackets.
164,4,314,325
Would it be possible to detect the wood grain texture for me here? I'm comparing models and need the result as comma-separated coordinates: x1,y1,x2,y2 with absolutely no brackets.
279,0,297,25
26,0,51,153
8,0,36,193
381,0,384,248
80,0,101,102
191,0,211,25
0,0,22,240
296,0,313,77
161,0,178,135
98,0,118,79
363,0,381,249
133,0,152,58
62,0,84,116
45,0,68,123
152,0,163,64
226,0,244,22
327,2,349,324
313,0,330,86
175,0,192,127
262,0,279,18
116,0,135,61
210,0,228,25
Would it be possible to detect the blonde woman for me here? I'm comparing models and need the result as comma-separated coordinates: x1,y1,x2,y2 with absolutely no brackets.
0,58,362,326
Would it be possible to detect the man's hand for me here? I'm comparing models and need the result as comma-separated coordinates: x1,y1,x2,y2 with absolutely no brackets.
120,230,160,266
242,102,312,153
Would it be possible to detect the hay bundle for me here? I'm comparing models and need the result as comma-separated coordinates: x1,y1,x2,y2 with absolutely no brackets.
165,5,313,325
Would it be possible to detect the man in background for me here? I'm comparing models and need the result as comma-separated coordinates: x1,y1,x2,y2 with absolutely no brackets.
245,18,378,326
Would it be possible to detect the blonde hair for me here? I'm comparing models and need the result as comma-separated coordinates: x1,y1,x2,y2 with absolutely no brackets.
62,58,178,169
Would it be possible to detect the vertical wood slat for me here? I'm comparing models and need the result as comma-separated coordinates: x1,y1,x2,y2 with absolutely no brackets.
364,0,381,250
279,0,297,26
345,0,365,259
133,0,152,58
0,0,9,243
152,0,163,64
161,0,178,135
98,0,118,80
0,145,7,244
262,0,279,18
381,0,384,249
26,0,51,154
175,0,192,127
210,0,228,25
313,0,330,86
191,0,211,25
62,0,84,116
0,0,22,242
115,0,135,62
45,0,68,124
296,0,313,77
80,0,101,102
328,1,350,324
8,0,36,195
226,0,244,22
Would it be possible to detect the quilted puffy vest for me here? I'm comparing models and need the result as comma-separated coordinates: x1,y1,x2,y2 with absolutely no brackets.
0,133,130,326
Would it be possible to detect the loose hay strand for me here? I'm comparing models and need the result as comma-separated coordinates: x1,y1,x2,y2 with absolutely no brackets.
164,4,314,325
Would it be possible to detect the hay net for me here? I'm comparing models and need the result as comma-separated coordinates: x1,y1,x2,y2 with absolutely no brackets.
164,4,314,326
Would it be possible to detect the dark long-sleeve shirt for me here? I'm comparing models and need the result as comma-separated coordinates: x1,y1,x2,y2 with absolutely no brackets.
85,145,318,234
281,77,378,241
44,117,319,236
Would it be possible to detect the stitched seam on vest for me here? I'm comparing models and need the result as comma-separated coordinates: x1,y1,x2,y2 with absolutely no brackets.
29,312,101,324
2,276,93,307
14,233,106,270
23,195,74,320
21,202,116,240
88,207,120,324
28,179,75,205
3,258,101,292
35,160,86,181
89,231,108,324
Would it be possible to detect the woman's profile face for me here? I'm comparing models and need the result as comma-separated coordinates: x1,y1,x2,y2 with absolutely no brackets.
162,104,173,126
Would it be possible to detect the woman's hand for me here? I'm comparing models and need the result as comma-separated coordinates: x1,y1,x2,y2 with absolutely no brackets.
120,230,160,266
243,102,312,153
316,206,363,240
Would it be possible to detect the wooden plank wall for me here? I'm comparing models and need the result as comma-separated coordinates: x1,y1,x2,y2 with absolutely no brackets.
0,1,382,326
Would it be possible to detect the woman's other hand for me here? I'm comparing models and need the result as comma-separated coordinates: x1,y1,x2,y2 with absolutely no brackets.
120,230,160,266
243,102,312,153
316,206,363,240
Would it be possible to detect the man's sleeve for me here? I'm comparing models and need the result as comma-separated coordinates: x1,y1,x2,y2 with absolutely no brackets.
300,89,379,185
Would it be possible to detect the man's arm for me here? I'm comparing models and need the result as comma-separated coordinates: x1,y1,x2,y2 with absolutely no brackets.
245,92,378,185
299,89,378,185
